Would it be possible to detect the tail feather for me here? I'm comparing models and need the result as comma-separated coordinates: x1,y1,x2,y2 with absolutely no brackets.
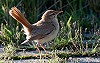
9,7,32,30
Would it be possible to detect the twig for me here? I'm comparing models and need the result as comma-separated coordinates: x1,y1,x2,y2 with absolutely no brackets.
38,0,61,17
16,0,24,7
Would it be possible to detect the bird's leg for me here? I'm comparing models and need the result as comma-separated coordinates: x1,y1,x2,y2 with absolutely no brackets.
40,44,48,55
36,44,41,54
35,44,43,58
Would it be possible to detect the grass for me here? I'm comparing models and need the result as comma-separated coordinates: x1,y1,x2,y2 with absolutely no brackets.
0,0,100,62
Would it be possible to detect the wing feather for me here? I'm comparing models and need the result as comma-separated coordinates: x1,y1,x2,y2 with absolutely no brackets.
30,22,55,40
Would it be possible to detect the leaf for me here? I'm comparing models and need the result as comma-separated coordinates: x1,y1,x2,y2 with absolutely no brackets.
5,27,12,35
2,5,6,13
67,16,72,29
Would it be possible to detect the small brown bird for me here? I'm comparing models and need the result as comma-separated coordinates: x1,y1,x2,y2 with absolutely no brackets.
9,7,63,53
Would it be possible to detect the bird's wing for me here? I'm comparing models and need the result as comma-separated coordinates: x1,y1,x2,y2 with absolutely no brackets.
21,23,55,44
31,22,56,40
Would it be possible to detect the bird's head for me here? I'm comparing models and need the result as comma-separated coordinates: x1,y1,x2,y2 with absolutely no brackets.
42,10,63,20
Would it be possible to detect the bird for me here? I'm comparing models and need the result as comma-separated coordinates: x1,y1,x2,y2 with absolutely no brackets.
9,7,63,53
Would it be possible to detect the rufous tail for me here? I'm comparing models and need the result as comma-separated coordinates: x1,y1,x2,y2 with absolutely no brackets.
9,7,32,31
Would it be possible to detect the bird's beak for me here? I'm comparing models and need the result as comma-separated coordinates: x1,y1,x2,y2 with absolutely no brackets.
55,11,63,14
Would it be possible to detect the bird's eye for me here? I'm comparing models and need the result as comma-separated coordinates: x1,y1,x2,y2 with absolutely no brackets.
49,13,55,16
